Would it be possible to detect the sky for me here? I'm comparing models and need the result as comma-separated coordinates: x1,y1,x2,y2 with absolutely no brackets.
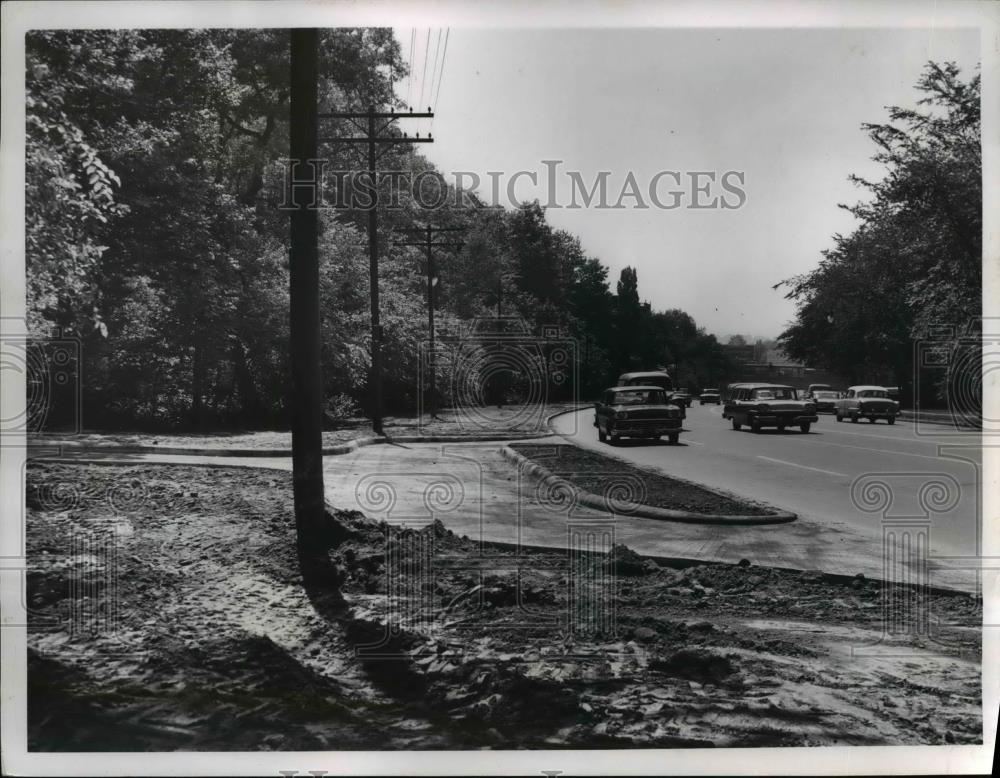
392,27,980,342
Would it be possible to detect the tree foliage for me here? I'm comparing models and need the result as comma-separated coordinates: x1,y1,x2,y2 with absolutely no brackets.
26,29,736,429
778,62,981,400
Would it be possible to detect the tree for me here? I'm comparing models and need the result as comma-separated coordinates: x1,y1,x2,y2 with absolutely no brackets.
778,62,980,403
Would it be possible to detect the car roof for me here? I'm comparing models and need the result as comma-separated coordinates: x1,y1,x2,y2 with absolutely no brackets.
848,385,889,391
732,383,795,390
619,371,670,378
608,385,667,392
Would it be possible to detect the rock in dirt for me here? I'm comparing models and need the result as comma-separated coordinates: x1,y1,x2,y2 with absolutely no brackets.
650,648,736,683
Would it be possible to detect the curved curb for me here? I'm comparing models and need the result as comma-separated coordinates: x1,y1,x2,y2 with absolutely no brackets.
27,430,555,458
500,444,796,526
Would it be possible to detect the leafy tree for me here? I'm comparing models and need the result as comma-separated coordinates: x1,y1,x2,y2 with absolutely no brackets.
778,62,980,403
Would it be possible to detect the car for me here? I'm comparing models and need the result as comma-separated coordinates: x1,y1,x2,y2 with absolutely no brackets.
699,390,721,405
723,383,819,433
672,387,694,408
616,371,686,418
809,389,839,413
835,385,899,424
595,386,684,445
806,383,832,397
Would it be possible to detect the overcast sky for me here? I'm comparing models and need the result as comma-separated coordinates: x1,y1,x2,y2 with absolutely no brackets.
393,27,980,342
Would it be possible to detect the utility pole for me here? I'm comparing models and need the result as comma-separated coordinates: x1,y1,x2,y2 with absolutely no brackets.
397,226,465,417
320,106,433,434
288,28,325,546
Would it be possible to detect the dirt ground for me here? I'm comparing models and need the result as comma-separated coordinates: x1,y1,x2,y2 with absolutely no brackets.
25,462,982,750
510,443,772,516
28,404,579,450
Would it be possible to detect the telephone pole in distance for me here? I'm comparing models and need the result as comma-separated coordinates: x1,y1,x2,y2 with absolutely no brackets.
319,107,433,434
397,225,465,417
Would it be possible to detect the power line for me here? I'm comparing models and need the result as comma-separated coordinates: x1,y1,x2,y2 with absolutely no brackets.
405,28,415,107
433,28,450,113
428,29,442,112
418,29,431,109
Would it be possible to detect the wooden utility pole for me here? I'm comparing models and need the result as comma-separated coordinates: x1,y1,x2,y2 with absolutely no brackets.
319,107,433,434
288,28,325,543
397,226,465,417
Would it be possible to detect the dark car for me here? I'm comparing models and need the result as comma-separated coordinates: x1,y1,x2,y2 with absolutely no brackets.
616,371,686,418
672,387,693,408
809,389,839,413
723,383,818,433
835,385,899,424
699,390,721,405
595,386,683,444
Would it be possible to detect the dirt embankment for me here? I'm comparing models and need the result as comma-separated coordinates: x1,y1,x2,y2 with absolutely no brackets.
25,462,982,750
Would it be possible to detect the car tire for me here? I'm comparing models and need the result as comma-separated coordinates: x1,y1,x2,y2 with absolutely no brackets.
732,418,742,431
609,426,620,445
668,433,679,445
836,412,843,422
750,418,761,434
800,422,811,433
598,426,607,442
888,416,895,425
868,417,875,423
851,414,858,423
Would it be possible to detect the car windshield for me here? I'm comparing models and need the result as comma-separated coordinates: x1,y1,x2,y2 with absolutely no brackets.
814,391,837,399
615,390,667,405
753,388,796,400
858,389,888,398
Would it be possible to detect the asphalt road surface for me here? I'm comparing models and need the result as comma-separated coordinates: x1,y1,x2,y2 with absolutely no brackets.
552,403,983,593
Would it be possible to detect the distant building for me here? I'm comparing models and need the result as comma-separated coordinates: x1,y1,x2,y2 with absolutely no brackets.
725,343,847,389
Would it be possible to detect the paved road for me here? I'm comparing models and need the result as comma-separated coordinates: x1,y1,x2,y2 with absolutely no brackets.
552,404,983,592
36,407,983,592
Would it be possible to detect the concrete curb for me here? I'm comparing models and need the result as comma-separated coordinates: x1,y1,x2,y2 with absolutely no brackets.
27,429,555,458
500,444,796,526
896,410,980,429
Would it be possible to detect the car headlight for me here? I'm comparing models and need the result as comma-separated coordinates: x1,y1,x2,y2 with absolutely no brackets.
616,411,628,420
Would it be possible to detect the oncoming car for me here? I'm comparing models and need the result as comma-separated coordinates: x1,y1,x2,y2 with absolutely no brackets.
594,386,684,445
809,389,839,413
616,371,686,417
699,389,721,405
835,385,899,424
723,383,818,433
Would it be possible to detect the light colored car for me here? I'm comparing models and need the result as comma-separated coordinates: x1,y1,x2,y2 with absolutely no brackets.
834,385,899,424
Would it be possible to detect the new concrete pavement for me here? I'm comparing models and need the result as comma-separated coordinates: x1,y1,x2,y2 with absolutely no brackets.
36,405,983,591
551,404,983,592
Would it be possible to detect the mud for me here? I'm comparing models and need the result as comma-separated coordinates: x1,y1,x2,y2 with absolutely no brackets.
25,462,982,750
